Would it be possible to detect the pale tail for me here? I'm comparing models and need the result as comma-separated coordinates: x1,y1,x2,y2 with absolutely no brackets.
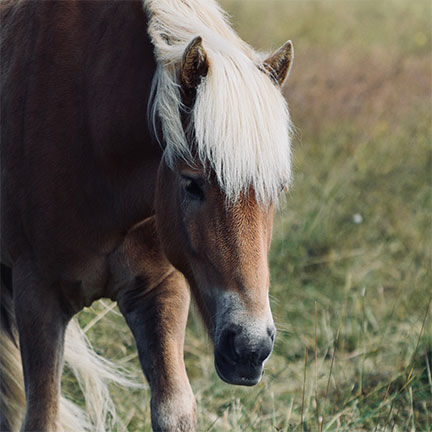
0,266,138,432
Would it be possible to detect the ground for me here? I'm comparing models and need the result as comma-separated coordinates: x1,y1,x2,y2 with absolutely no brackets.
65,1,431,430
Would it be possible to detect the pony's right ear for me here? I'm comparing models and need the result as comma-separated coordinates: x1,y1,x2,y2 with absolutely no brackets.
180,36,209,91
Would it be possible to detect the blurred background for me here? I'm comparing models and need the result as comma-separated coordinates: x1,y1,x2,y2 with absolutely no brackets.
67,1,431,430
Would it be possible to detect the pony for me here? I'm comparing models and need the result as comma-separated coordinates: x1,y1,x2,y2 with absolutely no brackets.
0,0,294,430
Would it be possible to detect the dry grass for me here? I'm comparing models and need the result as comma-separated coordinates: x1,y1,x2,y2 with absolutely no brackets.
64,1,431,430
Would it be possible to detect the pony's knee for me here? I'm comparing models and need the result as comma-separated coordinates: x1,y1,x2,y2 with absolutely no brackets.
151,391,197,432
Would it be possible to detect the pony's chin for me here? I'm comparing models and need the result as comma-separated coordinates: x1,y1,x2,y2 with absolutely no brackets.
214,356,263,386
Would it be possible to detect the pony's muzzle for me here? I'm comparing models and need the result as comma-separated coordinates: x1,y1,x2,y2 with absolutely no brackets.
214,324,276,386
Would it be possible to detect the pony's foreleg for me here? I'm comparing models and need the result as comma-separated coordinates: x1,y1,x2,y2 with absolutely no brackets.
112,218,196,432
120,272,195,431
13,258,72,432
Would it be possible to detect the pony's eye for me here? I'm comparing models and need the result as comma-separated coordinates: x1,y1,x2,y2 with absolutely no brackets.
183,176,204,201
280,184,289,193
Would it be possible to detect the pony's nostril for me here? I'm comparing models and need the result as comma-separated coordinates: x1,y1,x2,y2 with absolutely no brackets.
219,329,238,362
256,337,273,363
267,325,276,341
218,326,274,365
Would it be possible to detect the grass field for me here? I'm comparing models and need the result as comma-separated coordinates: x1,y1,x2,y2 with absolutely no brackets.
66,1,431,430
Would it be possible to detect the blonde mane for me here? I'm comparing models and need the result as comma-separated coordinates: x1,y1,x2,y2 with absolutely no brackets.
144,0,293,204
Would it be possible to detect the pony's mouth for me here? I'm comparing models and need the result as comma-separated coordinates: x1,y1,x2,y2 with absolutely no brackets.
214,351,263,386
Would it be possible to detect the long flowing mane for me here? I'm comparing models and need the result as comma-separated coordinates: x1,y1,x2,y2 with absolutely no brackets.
144,0,293,204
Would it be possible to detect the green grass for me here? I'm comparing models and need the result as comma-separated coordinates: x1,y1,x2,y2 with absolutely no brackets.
65,1,431,430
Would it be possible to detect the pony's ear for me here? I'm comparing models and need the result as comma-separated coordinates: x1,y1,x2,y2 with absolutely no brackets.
263,40,294,87
180,36,209,91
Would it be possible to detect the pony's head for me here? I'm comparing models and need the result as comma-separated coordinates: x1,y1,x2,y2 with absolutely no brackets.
153,34,293,386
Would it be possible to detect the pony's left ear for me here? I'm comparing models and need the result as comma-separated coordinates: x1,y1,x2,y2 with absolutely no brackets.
263,40,294,87
180,36,209,91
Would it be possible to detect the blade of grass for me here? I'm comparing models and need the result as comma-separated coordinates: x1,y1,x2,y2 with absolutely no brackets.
300,348,308,432
314,302,322,431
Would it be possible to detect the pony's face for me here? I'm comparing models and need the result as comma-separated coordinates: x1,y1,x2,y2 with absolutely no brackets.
154,36,293,386
156,161,276,385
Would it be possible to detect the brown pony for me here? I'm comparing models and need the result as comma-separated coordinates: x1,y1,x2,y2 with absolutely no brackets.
0,0,294,430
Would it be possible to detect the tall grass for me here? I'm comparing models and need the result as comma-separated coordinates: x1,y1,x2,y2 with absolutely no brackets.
66,1,431,430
